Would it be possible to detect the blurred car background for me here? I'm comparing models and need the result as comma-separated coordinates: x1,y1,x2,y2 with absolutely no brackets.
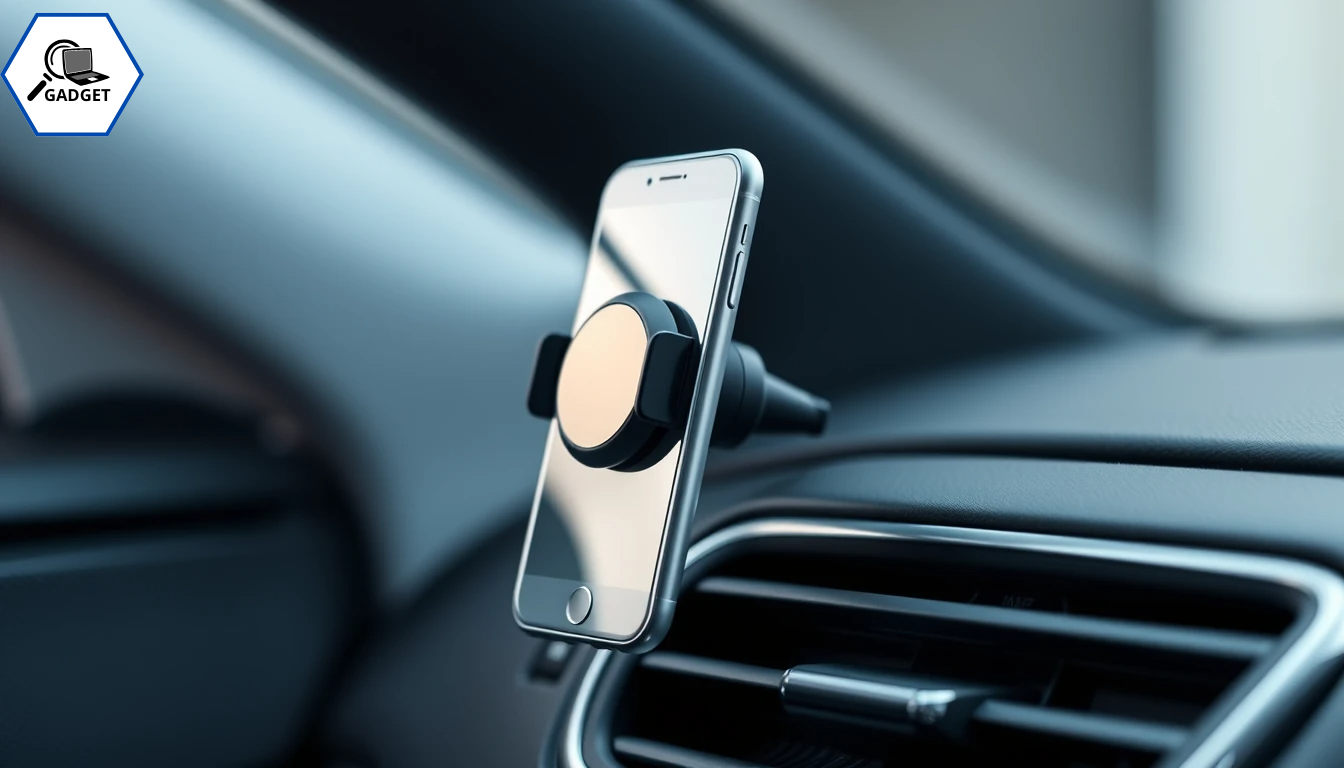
3,2,1344,767
710,0,1344,321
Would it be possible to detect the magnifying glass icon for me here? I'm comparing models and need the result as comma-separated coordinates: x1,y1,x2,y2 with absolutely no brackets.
26,39,77,101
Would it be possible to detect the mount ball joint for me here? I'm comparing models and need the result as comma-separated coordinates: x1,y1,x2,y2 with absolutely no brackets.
527,291,829,471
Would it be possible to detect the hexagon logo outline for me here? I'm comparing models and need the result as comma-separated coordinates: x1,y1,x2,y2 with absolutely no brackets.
2,13,143,136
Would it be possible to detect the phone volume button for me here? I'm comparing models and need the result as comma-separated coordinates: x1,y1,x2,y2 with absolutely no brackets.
728,251,745,309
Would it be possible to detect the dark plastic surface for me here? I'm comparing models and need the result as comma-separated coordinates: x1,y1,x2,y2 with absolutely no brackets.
374,450,1344,767
974,700,1189,754
0,386,364,768
754,372,828,437
614,736,765,768
710,341,765,449
637,331,697,427
688,330,1344,768
528,334,572,420
697,454,1344,572
321,521,585,768
694,454,1344,767
0,444,303,527
711,332,1344,481
440,330,1344,768
0,512,352,768
711,343,828,448
579,501,1309,768
695,576,1273,663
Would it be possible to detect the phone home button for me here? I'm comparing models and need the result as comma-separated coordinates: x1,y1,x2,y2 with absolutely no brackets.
566,586,593,625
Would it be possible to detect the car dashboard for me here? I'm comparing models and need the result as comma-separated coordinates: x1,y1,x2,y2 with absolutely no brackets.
323,330,1344,768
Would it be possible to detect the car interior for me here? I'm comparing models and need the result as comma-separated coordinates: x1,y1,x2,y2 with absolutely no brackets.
3,1,1344,767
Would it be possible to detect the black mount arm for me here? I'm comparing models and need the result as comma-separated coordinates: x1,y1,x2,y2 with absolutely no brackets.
527,292,828,471
711,342,829,448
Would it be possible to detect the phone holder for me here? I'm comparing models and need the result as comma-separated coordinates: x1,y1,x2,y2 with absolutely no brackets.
527,291,829,471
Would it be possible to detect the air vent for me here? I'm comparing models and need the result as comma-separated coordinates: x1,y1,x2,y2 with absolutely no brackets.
563,519,1344,768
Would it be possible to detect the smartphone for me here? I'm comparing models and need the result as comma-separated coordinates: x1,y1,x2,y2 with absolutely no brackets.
513,149,763,651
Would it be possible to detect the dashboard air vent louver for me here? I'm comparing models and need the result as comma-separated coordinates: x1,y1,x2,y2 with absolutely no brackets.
565,519,1344,768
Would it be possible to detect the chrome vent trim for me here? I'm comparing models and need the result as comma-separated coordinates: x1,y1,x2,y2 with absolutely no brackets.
561,518,1344,768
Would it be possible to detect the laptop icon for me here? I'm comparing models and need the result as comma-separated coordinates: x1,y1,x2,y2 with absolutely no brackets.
62,48,109,86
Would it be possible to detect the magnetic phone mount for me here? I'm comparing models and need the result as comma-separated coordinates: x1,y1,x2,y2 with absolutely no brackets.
527,291,829,471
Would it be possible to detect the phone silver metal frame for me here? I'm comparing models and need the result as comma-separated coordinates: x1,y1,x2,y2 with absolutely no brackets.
513,148,763,651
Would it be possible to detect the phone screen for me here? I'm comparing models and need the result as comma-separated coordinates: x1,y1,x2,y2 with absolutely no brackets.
516,155,742,641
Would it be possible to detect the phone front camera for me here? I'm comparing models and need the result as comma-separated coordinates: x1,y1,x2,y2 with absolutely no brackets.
646,178,652,186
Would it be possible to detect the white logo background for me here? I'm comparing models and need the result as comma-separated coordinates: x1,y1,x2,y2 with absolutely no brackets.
2,14,141,135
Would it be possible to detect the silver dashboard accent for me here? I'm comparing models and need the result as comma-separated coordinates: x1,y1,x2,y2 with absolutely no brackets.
560,517,1344,768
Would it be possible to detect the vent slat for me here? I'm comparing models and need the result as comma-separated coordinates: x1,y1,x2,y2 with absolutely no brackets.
974,699,1189,754
696,576,1274,663
613,736,767,768
603,524,1316,768
642,652,782,689
641,650,1191,754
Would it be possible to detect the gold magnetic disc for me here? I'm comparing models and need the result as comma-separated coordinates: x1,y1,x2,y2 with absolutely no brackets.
555,303,648,449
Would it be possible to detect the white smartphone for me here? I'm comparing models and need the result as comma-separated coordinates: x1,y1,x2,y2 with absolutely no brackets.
513,149,763,651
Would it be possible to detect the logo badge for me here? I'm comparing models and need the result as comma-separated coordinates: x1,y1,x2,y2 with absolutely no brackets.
2,13,142,136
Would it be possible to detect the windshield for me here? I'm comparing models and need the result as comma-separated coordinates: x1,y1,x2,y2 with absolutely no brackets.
704,0,1343,323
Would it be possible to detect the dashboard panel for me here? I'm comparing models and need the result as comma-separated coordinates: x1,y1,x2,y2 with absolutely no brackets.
319,328,1344,766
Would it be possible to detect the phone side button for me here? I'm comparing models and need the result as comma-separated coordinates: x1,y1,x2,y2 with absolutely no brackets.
727,251,746,308
566,586,593,624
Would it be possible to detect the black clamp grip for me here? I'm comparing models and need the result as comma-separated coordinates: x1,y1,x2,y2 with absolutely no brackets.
527,291,828,471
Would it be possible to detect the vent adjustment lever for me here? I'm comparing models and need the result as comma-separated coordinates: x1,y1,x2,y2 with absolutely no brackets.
780,664,1001,738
